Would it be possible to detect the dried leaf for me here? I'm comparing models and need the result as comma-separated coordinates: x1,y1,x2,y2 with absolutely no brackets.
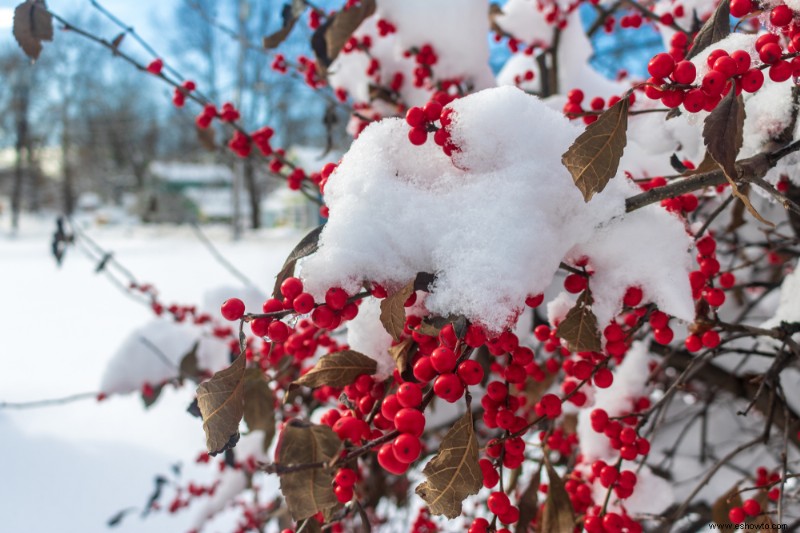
263,2,303,49
243,368,276,453
13,0,53,61
272,225,324,299
380,281,414,341
561,96,629,202
685,151,721,176
711,484,743,527
704,90,744,182
293,350,377,389
515,467,541,533
324,0,376,65
277,420,341,521
179,342,202,382
556,291,601,352
704,90,771,225
524,370,556,407
489,3,509,36
110,32,125,54
540,456,575,533
388,338,415,375
196,125,216,151
687,0,730,59
415,412,482,518
197,352,246,455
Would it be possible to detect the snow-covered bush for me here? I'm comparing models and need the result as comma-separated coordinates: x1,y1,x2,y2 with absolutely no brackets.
15,0,800,530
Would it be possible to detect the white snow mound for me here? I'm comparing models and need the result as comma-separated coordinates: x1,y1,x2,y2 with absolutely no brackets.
301,86,693,332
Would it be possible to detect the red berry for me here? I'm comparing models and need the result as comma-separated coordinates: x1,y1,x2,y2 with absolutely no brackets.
377,442,409,475
221,298,245,321
396,382,423,408
146,58,163,74
771,4,793,27
685,334,702,352
525,293,544,307
741,68,764,93
759,42,783,65
730,50,751,74
311,305,335,329
702,70,727,95
423,100,443,121
648,53,675,79
729,0,753,18
325,287,348,310
770,60,793,82
250,317,271,337
392,433,422,463
742,498,761,516
623,286,643,307
672,60,696,84
335,468,357,487
431,346,457,373
728,507,746,524
702,329,721,348
564,273,588,293
487,491,511,515
405,107,425,128
457,360,484,386
280,277,304,300
292,292,315,314
394,408,425,436
267,320,289,342
408,127,428,145
567,89,584,104
594,368,614,388
433,373,464,403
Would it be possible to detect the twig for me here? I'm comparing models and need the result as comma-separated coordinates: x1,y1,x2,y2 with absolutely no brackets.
190,222,259,290
0,391,98,409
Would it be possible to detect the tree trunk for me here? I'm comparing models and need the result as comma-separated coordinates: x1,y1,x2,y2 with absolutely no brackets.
244,157,260,229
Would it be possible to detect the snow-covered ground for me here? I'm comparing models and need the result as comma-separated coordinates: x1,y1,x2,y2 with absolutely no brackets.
0,214,300,533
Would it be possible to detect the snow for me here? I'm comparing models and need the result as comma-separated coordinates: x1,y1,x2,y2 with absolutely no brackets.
328,0,494,108
761,268,800,334
0,217,299,532
346,298,396,380
302,86,694,334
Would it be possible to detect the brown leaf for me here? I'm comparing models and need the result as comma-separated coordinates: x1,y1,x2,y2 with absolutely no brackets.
13,0,54,61
243,368,276,453
556,291,602,352
540,456,575,533
561,96,629,202
323,0,376,65
277,420,341,521
293,350,377,389
197,352,246,455
704,90,771,225
110,32,125,54
415,411,482,518
704,89,744,183
687,0,730,59
711,484,743,527
179,342,202,382
272,225,324,299
489,3,509,36
196,125,216,151
524,370,556,407
388,338,415,375
380,281,414,341
263,1,304,49
515,466,541,533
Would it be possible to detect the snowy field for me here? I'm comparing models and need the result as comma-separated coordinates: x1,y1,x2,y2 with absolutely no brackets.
0,214,300,533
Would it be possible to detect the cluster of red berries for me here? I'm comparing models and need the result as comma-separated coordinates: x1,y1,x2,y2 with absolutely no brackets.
403,43,438,88
728,498,763,523
271,53,288,73
172,80,195,108
308,9,322,30
404,98,460,156
376,18,397,36
563,89,635,125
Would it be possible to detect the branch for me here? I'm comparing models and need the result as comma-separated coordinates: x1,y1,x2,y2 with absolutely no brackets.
0,391,98,409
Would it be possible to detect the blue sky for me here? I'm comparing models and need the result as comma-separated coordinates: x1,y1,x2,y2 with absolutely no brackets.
0,0,175,45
